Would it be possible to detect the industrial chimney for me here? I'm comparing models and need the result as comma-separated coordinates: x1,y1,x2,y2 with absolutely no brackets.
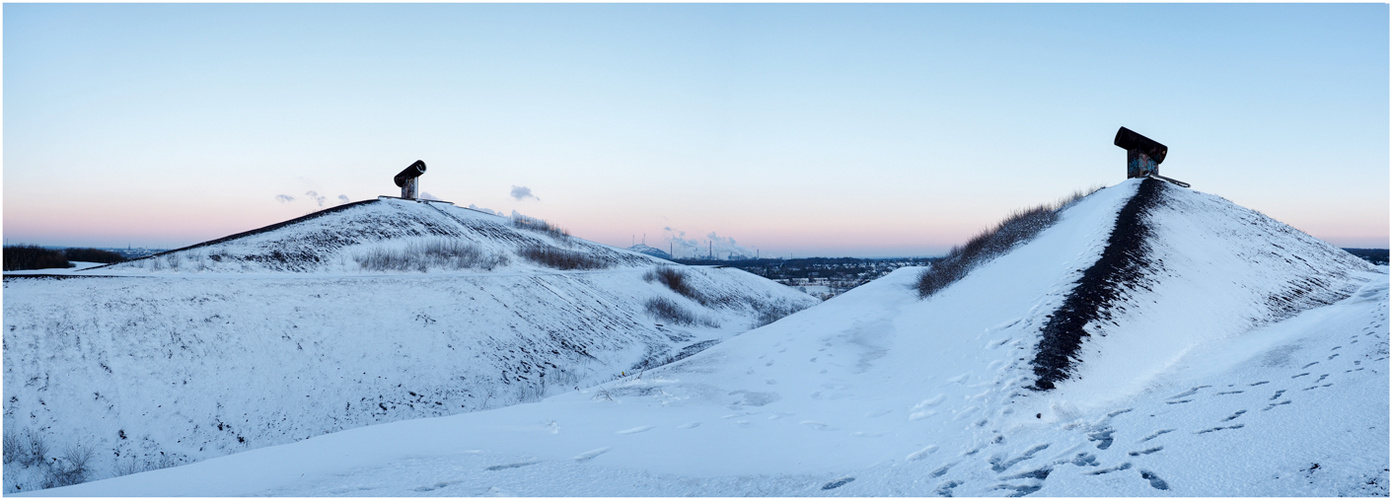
394,160,427,199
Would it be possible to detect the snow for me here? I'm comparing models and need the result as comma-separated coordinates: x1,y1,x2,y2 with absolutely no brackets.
3,197,816,493
8,181,1387,496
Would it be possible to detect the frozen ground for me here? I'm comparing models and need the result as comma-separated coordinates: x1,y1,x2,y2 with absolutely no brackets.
2,198,815,492
11,181,1388,496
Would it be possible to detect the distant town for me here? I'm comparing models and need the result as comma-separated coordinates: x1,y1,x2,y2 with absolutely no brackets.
672,257,935,300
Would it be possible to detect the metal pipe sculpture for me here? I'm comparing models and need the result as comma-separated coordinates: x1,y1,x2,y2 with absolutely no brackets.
394,160,427,199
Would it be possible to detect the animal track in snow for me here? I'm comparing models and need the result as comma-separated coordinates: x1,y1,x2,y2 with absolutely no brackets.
928,463,954,478
801,420,834,431
1269,389,1287,400
677,422,701,429
1291,372,1310,379
1301,362,1320,369
1108,408,1135,418
1249,380,1271,386
615,426,654,435
1214,390,1244,396
1166,399,1193,405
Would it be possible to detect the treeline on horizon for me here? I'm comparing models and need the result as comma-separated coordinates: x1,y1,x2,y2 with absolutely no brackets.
2,246,127,271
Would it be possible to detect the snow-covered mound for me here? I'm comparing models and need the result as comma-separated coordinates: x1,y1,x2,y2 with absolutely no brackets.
19,180,1388,496
94,197,654,273
2,198,817,492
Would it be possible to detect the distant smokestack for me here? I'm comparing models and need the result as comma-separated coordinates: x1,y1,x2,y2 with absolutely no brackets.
394,160,427,199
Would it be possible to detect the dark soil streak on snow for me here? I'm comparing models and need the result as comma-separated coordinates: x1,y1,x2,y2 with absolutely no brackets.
1031,179,1165,390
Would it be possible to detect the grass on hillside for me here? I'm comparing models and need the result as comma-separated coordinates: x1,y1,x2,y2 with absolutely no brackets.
917,186,1102,298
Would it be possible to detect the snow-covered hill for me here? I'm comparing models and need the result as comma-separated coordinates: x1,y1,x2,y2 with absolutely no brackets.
14,180,1388,496
2,197,817,492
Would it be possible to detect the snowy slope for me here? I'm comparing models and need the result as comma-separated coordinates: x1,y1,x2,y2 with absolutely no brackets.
93,197,655,274
2,198,817,492
17,180,1388,496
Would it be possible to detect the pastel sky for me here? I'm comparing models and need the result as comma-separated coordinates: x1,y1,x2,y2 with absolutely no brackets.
4,3,1387,258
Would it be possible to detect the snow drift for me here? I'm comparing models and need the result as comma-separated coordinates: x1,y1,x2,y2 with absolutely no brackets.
2,197,817,492
13,180,1388,496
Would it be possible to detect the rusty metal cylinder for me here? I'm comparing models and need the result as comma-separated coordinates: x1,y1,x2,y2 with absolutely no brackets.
393,160,427,187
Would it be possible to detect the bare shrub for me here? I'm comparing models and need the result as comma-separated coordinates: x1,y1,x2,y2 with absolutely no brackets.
643,266,709,305
113,453,178,477
917,186,1102,299
750,298,809,327
16,429,47,467
512,213,570,241
519,245,609,271
645,297,719,327
42,444,94,488
3,432,19,464
355,240,507,272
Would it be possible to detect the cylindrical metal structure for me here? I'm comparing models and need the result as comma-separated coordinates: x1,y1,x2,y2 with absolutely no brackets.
393,160,427,187
1113,127,1167,165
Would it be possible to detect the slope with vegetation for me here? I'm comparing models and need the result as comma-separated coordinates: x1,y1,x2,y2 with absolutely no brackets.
2,197,817,492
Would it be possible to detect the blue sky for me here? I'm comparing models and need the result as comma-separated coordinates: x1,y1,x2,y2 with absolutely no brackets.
4,3,1387,257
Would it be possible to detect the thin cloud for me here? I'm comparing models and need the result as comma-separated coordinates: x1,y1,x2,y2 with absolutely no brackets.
337,195,351,204
275,194,295,203
510,186,538,201
305,191,327,207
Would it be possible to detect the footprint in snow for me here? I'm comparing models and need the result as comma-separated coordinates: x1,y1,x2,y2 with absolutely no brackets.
1128,446,1163,456
1220,410,1247,422
1168,385,1211,399
1263,400,1292,411
1140,470,1170,490
821,477,855,490
906,445,939,461
615,426,654,435
1139,429,1174,442
573,447,611,462
413,481,459,492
